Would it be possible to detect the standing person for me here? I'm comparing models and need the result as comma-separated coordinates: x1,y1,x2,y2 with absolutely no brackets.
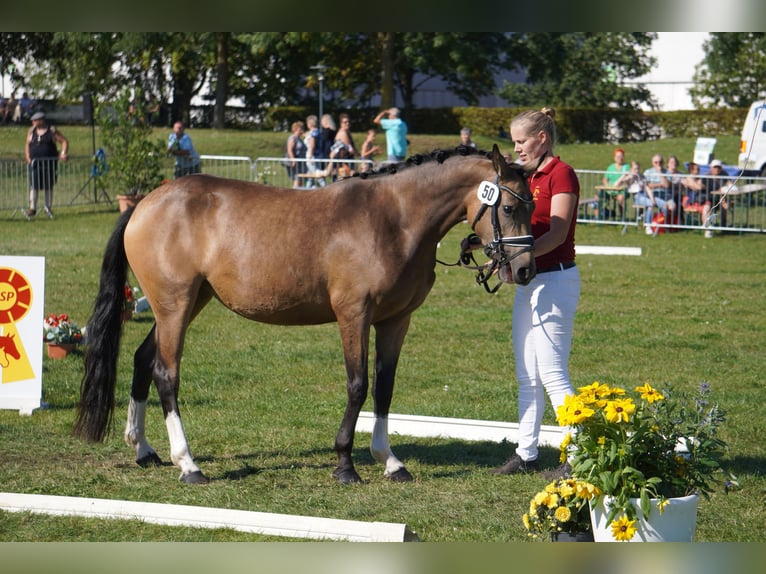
168,121,201,179
458,127,477,149
19,92,35,122
491,107,580,479
359,128,382,172
329,114,357,178
304,115,320,174
284,120,307,188
373,107,408,162
333,113,357,157
25,111,69,219
317,113,337,168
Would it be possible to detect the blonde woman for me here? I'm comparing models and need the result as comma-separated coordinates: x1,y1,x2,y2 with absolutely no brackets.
491,107,580,480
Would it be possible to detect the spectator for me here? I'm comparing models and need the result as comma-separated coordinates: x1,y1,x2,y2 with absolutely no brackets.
317,113,337,167
373,107,408,162
702,159,736,238
458,127,477,149
0,94,6,123
333,113,357,156
328,114,356,178
304,114,320,174
25,111,69,219
602,147,630,218
682,161,708,226
615,160,659,234
359,128,382,172
19,92,35,122
665,154,685,228
2,91,18,124
641,154,673,234
284,120,307,187
167,121,201,178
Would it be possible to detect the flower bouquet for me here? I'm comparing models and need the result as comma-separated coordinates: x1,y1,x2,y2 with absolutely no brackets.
124,282,136,312
522,478,600,541
43,313,83,345
556,381,734,541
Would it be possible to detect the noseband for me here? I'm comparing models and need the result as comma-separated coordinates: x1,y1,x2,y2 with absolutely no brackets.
461,176,535,293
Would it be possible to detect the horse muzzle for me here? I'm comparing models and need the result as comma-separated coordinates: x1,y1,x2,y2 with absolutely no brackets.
498,261,535,285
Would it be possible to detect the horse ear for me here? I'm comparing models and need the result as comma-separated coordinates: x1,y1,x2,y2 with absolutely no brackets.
490,144,505,173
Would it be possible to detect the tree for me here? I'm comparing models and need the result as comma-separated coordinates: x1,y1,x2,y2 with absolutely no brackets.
689,33,766,109
98,87,165,196
498,33,658,110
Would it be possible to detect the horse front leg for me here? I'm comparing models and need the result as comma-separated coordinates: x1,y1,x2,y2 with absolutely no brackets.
333,317,371,484
125,326,163,468
370,314,413,482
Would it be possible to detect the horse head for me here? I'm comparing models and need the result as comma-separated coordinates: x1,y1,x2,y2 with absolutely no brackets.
0,333,21,365
464,144,536,287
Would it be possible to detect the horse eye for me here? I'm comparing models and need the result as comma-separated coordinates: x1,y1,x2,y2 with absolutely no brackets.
502,204,514,215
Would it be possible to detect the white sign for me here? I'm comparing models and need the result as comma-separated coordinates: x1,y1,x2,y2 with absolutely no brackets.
693,137,717,165
0,256,45,415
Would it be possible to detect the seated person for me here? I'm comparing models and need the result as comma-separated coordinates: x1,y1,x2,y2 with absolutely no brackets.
703,159,736,236
681,161,707,214
615,160,668,234
602,147,630,218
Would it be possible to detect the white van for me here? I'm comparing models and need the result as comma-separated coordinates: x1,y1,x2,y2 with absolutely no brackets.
738,100,766,177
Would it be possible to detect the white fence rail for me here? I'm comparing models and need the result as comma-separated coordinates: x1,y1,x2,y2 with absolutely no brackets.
3,156,765,234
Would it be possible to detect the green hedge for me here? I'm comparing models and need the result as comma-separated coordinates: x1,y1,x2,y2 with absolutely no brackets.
267,105,746,144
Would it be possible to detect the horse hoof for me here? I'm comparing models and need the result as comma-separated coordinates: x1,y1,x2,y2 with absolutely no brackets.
386,467,413,482
180,470,209,484
136,452,163,467
332,467,362,484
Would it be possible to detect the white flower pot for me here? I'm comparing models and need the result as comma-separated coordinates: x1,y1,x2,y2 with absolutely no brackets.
589,494,699,542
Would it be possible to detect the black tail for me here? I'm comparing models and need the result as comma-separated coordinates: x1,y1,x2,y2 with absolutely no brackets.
73,208,134,442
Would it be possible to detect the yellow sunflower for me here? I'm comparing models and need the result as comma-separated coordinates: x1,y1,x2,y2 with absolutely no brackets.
611,515,637,541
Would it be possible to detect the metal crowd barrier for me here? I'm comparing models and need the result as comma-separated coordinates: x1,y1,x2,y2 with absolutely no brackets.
3,156,765,234
575,169,766,235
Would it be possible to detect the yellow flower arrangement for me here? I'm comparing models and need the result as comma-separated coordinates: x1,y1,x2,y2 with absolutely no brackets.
557,381,734,541
522,478,600,539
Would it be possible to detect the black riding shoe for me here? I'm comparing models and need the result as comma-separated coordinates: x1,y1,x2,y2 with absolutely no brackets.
490,453,539,475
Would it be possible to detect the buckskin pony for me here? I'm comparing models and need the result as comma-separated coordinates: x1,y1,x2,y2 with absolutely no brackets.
74,144,536,484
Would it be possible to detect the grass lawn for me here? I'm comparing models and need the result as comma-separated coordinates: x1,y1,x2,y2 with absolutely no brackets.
1,190,764,543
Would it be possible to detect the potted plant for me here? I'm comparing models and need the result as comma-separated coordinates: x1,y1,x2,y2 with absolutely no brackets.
97,87,166,212
43,313,83,359
557,381,735,542
522,478,600,542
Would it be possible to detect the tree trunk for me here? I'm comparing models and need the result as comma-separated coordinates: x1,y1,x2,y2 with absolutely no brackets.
213,33,229,130
378,32,395,109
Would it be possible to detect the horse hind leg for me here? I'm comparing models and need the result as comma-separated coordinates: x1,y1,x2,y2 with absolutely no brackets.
124,325,163,468
157,286,214,484
370,315,413,482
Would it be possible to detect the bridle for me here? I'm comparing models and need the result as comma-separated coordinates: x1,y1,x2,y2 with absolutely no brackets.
447,174,535,293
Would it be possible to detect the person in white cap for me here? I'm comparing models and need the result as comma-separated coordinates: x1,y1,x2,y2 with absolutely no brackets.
25,111,69,219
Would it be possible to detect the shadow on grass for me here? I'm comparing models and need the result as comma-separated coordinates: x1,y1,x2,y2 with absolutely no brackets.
191,440,566,482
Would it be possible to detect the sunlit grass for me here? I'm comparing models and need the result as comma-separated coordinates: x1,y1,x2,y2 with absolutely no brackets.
1,150,764,542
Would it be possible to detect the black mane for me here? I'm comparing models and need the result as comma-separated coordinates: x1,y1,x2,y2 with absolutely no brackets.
354,145,493,180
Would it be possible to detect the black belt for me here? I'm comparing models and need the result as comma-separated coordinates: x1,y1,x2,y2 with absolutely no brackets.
537,261,576,274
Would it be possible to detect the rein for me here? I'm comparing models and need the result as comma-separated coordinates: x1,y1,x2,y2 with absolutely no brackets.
437,176,535,294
